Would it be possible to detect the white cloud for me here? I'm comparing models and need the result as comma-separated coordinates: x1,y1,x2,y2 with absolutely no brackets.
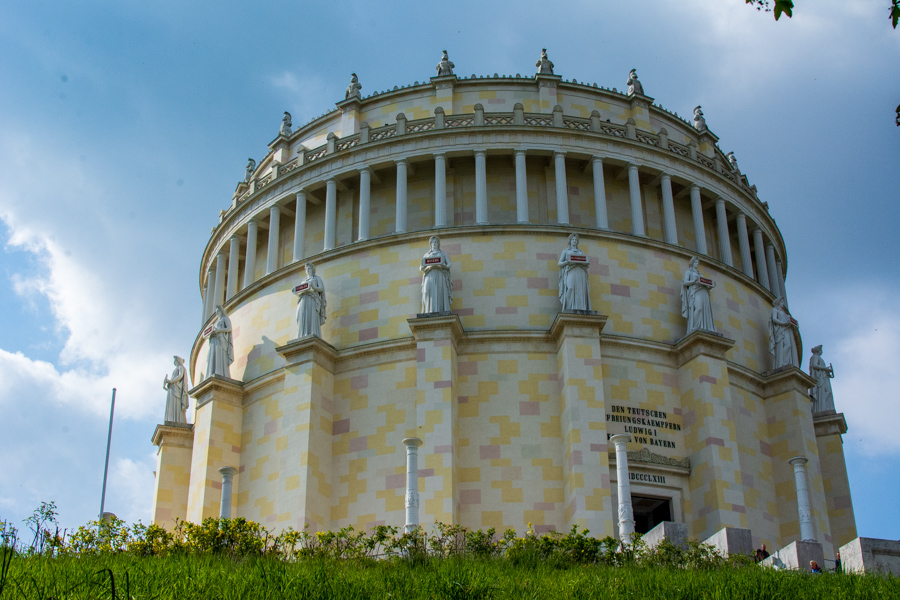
107,456,156,525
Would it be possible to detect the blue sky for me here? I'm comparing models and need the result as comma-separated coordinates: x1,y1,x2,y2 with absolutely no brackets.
0,0,898,541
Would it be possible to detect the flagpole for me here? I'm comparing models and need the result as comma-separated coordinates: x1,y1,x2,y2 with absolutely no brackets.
99,388,116,522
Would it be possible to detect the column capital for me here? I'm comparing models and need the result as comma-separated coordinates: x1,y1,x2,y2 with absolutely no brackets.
473,149,486,157
591,154,604,163
690,183,700,192
229,233,243,242
609,433,632,446
736,211,747,220
765,241,775,250
218,466,237,478
553,150,566,158
432,152,446,159
357,165,371,175
789,456,809,468
660,171,671,180
402,437,423,448
715,197,726,206
627,162,640,170
216,250,228,259
515,149,527,157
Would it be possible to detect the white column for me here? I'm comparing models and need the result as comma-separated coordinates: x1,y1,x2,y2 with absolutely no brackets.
554,151,569,225
775,259,788,309
766,243,781,298
474,150,488,225
752,228,770,291
226,236,241,300
395,160,408,233
213,251,226,311
266,205,281,274
324,178,337,249
690,185,708,255
433,153,447,228
715,198,733,266
292,191,307,262
627,163,644,236
789,456,816,542
611,434,635,541
515,150,529,223
736,213,754,278
660,173,677,244
202,270,213,323
402,437,423,533
218,466,237,519
243,220,258,288
358,168,371,241
592,156,608,230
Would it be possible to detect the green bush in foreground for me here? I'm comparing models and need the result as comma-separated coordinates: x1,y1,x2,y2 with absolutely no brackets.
1,514,896,599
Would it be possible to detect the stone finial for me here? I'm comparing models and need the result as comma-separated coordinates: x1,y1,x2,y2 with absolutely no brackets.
536,48,554,75
626,69,644,96
345,73,362,99
280,111,293,137
693,106,707,131
436,50,455,77
244,158,256,182
726,152,739,171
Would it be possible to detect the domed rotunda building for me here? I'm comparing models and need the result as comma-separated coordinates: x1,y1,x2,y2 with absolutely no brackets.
151,51,855,558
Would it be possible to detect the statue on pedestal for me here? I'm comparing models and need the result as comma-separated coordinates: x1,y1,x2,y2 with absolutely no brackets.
536,48,554,75
295,262,327,338
681,258,716,334
163,356,190,424
768,297,799,369
244,158,256,183
436,51,455,77
420,236,452,314
626,69,644,96
206,305,234,379
809,345,835,412
345,73,362,99
693,106,706,130
558,233,592,312
280,112,293,137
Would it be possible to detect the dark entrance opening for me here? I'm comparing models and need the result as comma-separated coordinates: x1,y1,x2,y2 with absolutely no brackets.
631,495,672,534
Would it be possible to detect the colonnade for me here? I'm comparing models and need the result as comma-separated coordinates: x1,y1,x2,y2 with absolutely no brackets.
201,150,788,324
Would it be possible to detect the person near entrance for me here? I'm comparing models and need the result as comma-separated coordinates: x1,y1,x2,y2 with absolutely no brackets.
754,544,770,563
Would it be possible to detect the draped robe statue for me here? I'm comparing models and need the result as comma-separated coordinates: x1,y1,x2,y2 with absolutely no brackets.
768,297,799,369
681,257,716,334
558,233,591,312
436,51,455,77
809,345,835,412
536,48,554,75
163,356,190,424
206,306,234,379
420,236,452,314
296,262,327,338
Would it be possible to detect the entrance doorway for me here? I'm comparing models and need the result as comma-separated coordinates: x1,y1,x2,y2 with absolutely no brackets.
631,495,672,534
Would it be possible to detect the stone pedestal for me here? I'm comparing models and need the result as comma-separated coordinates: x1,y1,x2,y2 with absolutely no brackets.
814,411,857,549
407,314,463,526
674,331,746,539
762,540,824,571
151,423,194,529
703,526,753,557
763,367,832,556
839,537,900,575
275,336,338,532
643,521,688,550
185,376,243,522
550,312,614,537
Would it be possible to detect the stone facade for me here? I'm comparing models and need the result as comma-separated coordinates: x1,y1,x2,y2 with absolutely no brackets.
151,67,855,559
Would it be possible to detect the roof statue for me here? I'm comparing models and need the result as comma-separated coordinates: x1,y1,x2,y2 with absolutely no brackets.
280,111,293,137
626,69,644,96
809,345,835,412
243,158,256,183
726,152,739,171
693,106,706,131
345,73,362,99
536,48,554,75
436,50,455,77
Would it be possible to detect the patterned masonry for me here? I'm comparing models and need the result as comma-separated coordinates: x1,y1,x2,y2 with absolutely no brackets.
151,58,856,559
